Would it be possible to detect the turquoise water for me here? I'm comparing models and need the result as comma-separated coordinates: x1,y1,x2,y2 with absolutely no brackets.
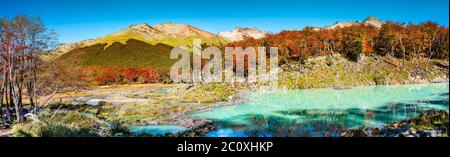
128,125,187,135
191,83,449,137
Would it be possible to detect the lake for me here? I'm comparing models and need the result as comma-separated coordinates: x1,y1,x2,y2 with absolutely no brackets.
191,83,449,137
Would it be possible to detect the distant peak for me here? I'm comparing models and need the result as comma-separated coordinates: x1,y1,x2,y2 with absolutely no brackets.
153,22,215,38
232,27,261,32
219,27,267,42
156,22,185,27
155,22,187,30
129,23,152,30
362,16,383,28
363,16,382,23
324,16,383,29
154,22,191,31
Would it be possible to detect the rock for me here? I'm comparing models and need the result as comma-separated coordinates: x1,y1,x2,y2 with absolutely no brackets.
428,130,438,137
24,113,39,122
410,128,417,134
364,128,373,136
401,131,410,137
372,128,381,136
340,131,347,137
392,122,399,128
432,77,448,83
416,131,429,137
114,133,124,137
0,129,11,137
339,110,448,137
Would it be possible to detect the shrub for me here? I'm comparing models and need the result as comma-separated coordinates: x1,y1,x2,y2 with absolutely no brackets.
110,119,131,136
12,120,94,137
11,110,111,137
83,66,168,85
181,83,235,103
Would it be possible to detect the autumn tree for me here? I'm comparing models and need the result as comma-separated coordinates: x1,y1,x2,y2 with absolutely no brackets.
433,27,449,59
375,21,403,57
418,21,440,59
0,15,56,123
226,20,448,65
341,25,367,62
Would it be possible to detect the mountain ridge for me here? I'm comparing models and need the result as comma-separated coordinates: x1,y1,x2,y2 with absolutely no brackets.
89,22,226,50
218,27,267,42
48,16,383,59
324,16,384,29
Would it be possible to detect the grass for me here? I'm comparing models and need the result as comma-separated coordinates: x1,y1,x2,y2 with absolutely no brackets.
343,110,449,137
56,40,177,69
37,83,221,126
47,103,102,115
89,83,232,125
11,110,112,137
98,101,215,126
180,83,236,103
278,54,448,89
409,110,449,132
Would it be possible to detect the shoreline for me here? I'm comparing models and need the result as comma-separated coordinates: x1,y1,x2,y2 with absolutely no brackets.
151,82,449,137
4,82,448,137
340,110,449,137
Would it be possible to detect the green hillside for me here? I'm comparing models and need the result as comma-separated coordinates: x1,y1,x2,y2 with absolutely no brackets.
56,39,176,69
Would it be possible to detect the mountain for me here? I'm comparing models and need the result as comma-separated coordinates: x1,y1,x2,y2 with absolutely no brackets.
54,39,95,54
324,16,383,29
49,18,383,69
324,21,359,29
154,22,216,38
362,16,383,28
218,27,267,42
41,39,95,62
304,26,322,31
51,22,228,69
89,22,226,50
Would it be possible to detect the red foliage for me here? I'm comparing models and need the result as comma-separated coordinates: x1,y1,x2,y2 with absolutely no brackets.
82,66,168,85
227,21,449,62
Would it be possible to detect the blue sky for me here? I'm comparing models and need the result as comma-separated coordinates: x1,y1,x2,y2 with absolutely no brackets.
1,0,448,43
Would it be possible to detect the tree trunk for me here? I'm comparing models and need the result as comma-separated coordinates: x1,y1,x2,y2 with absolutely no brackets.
0,84,4,125
398,35,406,68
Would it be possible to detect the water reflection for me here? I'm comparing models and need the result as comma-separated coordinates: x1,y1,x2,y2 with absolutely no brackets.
207,99,448,137
197,83,449,137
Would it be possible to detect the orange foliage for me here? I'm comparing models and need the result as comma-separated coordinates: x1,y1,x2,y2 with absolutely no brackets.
82,66,168,85
227,21,449,62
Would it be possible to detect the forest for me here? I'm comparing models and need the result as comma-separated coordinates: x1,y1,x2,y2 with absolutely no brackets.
227,21,449,63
